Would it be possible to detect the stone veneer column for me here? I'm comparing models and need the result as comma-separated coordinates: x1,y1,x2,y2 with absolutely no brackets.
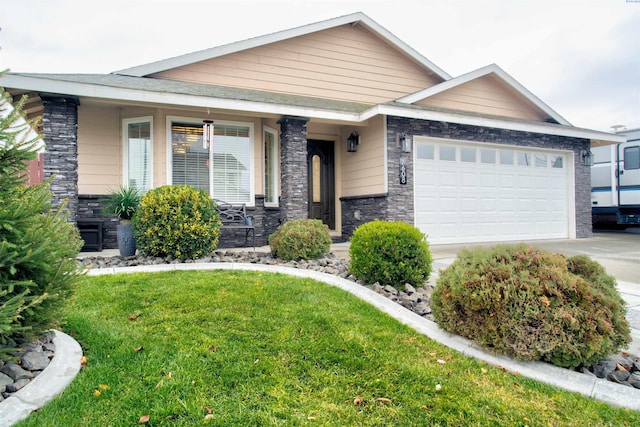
277,116,309,222
41,95,79,224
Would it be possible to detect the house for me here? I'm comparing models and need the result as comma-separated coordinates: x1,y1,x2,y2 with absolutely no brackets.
0,12,624,249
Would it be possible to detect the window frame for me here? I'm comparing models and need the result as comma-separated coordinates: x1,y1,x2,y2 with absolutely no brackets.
263,125,279,207
122,116,153,192
166,116,255,206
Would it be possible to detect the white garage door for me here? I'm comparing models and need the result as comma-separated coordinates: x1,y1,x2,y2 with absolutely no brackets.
414,138,573,245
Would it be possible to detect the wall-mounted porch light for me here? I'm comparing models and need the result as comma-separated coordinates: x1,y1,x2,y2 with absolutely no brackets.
581,149,593,167
347,131,359,152
203,119,214,149
397,132,412,153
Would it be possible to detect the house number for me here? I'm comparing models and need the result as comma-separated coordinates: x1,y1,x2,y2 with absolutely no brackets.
399,159,407,185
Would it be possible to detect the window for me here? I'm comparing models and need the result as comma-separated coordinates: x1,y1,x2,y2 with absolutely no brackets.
123,117,152,193
517,151,531,166
264,127,278,206
551,155,564,168
500,150,514,165
480,149,496,164
170,120,253,204
535,153,547,167
461,147,476,162
416,143,434,160
440,146,456,161
624,146,640,170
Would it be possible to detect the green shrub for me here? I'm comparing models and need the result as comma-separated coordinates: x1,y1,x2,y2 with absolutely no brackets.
431,244,630,369
348,220,432,289
0,90,83,357
269,219,331,261
133,185,221,260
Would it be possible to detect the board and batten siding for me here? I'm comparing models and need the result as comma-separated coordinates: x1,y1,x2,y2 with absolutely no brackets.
151,25,442,104
340,116,386,197
77,105,120,194
415,75,547,121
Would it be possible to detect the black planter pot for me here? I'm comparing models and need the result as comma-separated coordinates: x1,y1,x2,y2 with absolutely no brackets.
116,223,137,257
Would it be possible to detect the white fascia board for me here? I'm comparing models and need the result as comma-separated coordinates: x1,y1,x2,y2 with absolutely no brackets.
366,104,625,144
115,12,451,81
396,64,570,126
0,74,362,123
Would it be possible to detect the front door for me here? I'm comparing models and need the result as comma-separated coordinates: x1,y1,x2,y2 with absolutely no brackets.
307,140,335,229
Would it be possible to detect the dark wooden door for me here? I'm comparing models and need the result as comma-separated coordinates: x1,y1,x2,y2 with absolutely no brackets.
307,140,335,229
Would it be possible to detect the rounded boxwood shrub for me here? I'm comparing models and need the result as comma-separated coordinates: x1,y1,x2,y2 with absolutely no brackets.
431,244,630,369
269,219,331,261
133,185,221,260
348,220,432,289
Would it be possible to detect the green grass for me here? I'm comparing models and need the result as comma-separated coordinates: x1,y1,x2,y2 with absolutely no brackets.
17,270,640,426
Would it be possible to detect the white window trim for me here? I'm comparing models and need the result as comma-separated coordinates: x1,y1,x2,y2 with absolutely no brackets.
166,116,255,206
263,125,279,207
122,116,153,190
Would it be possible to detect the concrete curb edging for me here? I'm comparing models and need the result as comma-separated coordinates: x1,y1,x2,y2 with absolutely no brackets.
0,330,83,427
87,262,640,411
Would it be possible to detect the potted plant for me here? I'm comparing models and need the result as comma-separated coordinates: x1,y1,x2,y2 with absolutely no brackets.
103,186,141,256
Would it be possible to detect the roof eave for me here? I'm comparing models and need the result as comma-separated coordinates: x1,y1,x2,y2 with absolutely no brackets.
2,73,621,144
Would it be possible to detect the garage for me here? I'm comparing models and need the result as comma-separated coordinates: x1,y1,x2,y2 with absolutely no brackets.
414,137,574,245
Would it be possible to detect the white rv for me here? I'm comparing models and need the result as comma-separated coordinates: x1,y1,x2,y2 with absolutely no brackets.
591,128,640,227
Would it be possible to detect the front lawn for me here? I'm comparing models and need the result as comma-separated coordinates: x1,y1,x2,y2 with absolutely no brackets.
17,270,640,426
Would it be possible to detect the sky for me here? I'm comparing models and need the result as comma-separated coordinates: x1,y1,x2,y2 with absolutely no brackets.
1,0,638,133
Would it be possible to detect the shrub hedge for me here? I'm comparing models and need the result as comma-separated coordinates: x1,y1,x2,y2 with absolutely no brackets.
269,219,332,261
348,220,432,290
431,244,630,369
133,185,221,260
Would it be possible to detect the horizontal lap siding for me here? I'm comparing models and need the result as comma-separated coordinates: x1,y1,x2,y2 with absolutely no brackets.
416,75,546,121
77,105,120,194
341,117,386,197
152,25,440,104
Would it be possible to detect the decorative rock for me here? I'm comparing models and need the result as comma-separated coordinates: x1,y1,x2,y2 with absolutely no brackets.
0,363,34,381
592,360,617,379
0,373,12,388
22,351,51,371
629,372,640,388
404,283,416,295
608,369,631,383
5,378,30,393
383,285,397,295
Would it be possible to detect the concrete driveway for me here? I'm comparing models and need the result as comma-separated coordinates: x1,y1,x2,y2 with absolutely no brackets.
429,228,640,283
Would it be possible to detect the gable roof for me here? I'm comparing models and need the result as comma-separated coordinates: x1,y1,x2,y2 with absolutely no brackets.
114,12,452,81
396,64,570,126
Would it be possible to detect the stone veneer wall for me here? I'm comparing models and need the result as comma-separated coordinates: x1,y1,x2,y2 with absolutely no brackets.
277,116,308,222
78,195,283,251
77,195,118,249
340,194,389,239
42,96,79,223
387,116,592,238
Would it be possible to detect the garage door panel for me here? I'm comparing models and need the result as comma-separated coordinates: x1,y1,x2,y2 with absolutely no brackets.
414,139,571,244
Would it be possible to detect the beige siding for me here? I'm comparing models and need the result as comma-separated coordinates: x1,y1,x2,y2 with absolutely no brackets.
152,25,441,104
340,116,386,197
77,104,120,194
416,75,547,121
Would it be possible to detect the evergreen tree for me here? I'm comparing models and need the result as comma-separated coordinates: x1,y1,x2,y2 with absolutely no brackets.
0,86,83,357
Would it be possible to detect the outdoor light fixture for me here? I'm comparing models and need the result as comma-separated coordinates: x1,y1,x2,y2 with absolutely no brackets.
347,131,359,152
581,149,593,167
397,132,412,153
203,119,214,149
